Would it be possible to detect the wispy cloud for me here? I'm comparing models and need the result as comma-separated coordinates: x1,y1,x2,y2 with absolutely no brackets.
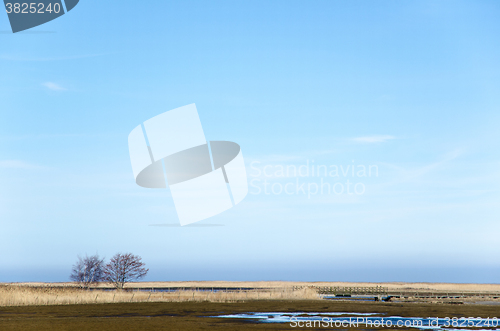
149,224,224,227
0,53,113,62
0,160,42,170
245,149,336,165
42,82,67,91
351,135,396,143
375,149,464,187
0,133,119,141
406,149,463,179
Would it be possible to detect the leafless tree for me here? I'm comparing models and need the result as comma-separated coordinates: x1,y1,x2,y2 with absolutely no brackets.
102,253,149,289
70,254,104,288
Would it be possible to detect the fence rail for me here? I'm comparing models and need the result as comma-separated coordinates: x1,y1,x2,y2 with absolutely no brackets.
314,286,500,299
316,286,388,296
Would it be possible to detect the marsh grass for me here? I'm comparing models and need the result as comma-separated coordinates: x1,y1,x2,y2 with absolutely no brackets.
2,300,500,331
0,284,319,307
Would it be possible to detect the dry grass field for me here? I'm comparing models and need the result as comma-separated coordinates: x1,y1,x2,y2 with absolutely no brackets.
9,280,500,292
0,284,318,307
8,281,500,293
2,282,500,330
2,281,500,307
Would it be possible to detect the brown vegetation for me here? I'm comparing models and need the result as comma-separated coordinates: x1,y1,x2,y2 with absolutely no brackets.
0,284,318,307
2,281,500,308
2,300,500,331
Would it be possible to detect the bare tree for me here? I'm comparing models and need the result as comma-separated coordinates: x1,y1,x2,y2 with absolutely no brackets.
102,253,149,289
70,254,104,288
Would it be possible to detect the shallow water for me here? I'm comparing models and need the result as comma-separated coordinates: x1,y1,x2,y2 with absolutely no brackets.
213,312,500,330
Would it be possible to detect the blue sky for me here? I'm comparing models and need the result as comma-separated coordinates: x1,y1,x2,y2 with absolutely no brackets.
1,0,499,283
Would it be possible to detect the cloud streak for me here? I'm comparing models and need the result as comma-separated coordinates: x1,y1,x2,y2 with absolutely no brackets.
0,160,42,170
0,53,113,61
42,82,67,91
351,135,396,143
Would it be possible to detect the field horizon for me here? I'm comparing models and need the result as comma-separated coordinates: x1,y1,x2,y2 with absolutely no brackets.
4,280,500,292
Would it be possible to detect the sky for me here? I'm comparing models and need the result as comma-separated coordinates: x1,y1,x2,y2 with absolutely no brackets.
1,0,499,283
